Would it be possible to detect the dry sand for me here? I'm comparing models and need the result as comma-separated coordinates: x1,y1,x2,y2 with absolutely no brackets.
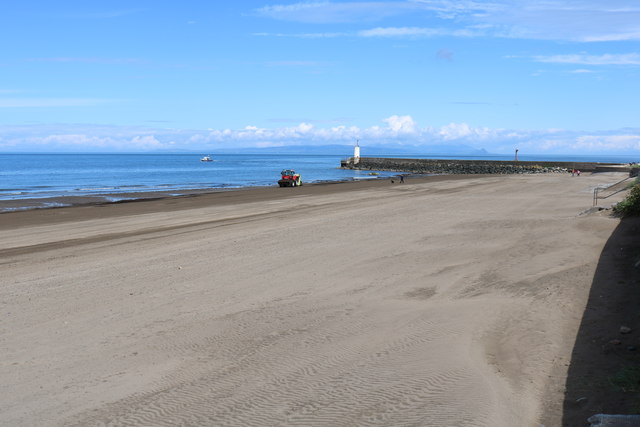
0,172,630,426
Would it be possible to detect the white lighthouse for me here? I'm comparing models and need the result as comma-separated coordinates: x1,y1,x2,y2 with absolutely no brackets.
353,140,360,164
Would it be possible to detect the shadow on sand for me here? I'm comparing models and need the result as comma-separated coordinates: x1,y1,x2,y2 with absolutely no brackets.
562,216,640,426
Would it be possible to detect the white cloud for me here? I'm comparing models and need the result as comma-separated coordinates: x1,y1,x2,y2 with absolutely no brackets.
0,125,179,151
255,0,640,42
130,135,165,149
439,123,472,140
257,25,483,40
573,134,640,151
255,1,497,23
358,27,439,37
197,119,640,154
473,1,640,42
2,119,640,154
569,69,595,73
533,53,640,65
357,26,480,38
382,115,416,133
255,1,420,23
41,134,105,146
26,134,170,150
296,122,314,133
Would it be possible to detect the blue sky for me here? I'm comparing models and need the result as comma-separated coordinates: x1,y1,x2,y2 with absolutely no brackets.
1,0,639,154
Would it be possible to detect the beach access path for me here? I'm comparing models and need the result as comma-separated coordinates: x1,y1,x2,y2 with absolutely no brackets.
0,172,630,426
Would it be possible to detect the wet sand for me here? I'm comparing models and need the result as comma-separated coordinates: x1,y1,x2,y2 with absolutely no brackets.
0,172,629,426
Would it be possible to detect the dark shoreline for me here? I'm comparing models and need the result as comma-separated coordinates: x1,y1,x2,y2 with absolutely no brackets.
0,176,399,214
0,174,480,229
0,187,236,213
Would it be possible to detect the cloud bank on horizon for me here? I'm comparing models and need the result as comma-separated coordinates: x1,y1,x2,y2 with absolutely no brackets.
2,116,639,155
1,1,639,154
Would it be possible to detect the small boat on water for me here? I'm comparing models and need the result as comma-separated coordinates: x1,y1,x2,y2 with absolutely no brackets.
200,155,213,162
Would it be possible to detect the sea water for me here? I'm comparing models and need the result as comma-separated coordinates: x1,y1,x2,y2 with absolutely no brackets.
1,152,637,209
0,153,396,203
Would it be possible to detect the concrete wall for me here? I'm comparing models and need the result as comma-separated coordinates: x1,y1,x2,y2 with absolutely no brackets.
341,157,629,175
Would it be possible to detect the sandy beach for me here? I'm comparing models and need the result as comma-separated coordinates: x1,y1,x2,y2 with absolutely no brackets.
0,172,632,426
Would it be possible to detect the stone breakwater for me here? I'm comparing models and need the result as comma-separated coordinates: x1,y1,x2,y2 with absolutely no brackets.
341,157,630,175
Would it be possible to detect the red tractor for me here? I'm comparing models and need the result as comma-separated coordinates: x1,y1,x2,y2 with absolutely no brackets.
278,169,302,187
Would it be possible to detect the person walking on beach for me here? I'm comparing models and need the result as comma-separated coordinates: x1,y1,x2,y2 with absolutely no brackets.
399,175,404,183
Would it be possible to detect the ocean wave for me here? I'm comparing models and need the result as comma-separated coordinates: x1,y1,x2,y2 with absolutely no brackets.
0,202,71,213
102,196,138,202
0,191,27,195
74,187,119,191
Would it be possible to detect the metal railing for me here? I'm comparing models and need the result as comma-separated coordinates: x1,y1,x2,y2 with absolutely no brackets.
593,176,634,206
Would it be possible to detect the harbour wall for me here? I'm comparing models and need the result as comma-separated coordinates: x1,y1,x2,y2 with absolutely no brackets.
340,157,632,175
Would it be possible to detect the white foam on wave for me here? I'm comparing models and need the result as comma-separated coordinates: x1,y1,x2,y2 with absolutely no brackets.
0,202,71,213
